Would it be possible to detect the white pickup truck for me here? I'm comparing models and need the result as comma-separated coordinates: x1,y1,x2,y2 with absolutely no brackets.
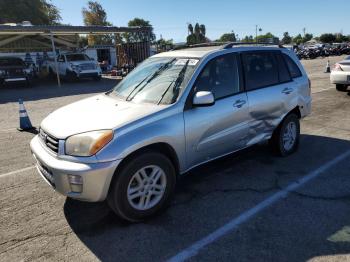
48,53,102,81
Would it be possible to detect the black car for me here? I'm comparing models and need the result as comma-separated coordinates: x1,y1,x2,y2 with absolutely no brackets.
0,57,34,87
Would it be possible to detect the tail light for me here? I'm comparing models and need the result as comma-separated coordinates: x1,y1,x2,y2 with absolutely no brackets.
333,63,343,71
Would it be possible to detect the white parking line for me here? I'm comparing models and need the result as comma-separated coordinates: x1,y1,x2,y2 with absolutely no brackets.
0,166,35,178
167,150,350,262
312,87,334,94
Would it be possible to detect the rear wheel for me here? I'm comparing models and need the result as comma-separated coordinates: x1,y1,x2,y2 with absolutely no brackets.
107,151,176,222
270,113,300,157
336,84,348,92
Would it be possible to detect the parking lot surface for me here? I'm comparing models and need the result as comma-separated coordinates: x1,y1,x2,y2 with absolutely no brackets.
0,57,350,262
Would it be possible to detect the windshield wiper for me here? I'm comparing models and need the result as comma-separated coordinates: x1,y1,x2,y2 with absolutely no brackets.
157,60,189,105
126,58,176,102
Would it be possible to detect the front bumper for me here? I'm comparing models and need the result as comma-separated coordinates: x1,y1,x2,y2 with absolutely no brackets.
30,135,121,202
74,69,101,79
330,71,350,85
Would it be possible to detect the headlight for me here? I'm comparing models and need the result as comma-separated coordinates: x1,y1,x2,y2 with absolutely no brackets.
70,64,79,71
24,68,32,74
65,130,113,157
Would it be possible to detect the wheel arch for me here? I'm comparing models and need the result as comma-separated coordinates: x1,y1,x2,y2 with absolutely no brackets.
108,142,180,194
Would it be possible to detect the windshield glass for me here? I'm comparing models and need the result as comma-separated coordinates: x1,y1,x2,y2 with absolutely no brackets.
110,57,198,105
0,58,24,66
66,54,90,61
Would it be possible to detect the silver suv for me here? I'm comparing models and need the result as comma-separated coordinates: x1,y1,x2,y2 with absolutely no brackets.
31,43,311,222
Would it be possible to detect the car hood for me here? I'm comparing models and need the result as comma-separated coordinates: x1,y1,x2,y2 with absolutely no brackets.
40,94,164,139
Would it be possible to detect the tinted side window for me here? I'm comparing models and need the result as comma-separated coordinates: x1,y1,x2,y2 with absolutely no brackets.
283,54,302,78
242,52,279,91
195,54,240,100
275,53,291,83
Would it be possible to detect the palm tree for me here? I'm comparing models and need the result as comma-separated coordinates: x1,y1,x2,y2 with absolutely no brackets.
188,23,193,35
199,24,206,36
194,23,200,36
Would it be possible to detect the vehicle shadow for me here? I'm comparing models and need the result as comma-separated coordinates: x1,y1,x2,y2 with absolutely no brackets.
63,134,350,262
0,77,119,104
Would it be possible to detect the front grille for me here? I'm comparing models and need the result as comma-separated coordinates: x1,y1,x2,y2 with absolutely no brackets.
80,63,96,70
7,68,24,77
39,129,59,154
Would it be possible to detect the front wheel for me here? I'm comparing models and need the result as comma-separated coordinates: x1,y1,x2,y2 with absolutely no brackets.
336,84,348,92
107,151,176,222
270,113,300,157
93,75,102,81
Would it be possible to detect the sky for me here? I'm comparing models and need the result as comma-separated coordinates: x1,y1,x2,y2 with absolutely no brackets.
51,0,350,43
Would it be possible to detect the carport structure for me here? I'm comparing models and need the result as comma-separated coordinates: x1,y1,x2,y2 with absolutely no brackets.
0,25,152,86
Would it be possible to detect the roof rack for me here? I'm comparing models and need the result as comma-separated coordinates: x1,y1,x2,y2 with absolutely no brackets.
172,41,284,51
222,42,284,49
172,42,226,50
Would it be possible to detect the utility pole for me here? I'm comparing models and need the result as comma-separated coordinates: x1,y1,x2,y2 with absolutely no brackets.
255,25,258,44
303,27,306,37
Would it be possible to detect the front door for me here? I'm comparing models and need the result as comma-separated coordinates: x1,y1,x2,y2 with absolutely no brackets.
184,53,250,169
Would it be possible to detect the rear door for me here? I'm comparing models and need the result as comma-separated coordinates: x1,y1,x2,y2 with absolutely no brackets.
184,53,250,168
242,51,298,146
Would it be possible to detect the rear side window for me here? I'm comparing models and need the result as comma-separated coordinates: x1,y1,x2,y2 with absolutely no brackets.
283,54,302,78
275,53,291,83
195,53,240,100
242,52,279,91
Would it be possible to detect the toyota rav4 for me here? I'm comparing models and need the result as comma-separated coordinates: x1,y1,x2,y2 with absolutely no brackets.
31,43,311,222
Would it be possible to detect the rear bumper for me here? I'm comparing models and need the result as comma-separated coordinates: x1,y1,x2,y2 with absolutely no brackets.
330,71,350,85
30,135,121,202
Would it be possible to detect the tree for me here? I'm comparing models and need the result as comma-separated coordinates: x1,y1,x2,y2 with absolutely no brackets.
0,0,61,25
82,1,112,45
188,24,193,35
281,32,292,45
293,34,303,45
186,22,206,45
123,18,156,43
302,33,313,43
319,33,336,43
335,34,349,43
219,32,237,42
156,38,174,52
241,35,254,42
256,32,276,43
199,24,206,36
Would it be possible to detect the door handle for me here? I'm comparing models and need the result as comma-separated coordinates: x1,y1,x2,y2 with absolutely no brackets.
282,87,294,94
233,100,246,108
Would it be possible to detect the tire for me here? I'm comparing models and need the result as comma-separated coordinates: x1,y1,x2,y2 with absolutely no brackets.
270,113,300,157
93,75,102,81
65,70,77,82
336,84,348,92
26,79,33,87
107,151,176,222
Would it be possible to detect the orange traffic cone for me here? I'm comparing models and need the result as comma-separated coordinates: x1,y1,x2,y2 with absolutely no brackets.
18,99,34,131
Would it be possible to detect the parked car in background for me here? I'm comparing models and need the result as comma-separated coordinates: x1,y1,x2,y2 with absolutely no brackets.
330,55,350,91
0,56,34,87
48,53,102,81
31,44,311,222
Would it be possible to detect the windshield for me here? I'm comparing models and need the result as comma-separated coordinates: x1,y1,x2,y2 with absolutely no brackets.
0,58,25,66
110,57,198,105
66,54,90,62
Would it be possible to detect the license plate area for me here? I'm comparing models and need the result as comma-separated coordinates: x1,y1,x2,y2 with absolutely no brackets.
34,156,55,187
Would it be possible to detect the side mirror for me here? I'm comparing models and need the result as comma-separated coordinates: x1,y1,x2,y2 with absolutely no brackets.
193,91,215,106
